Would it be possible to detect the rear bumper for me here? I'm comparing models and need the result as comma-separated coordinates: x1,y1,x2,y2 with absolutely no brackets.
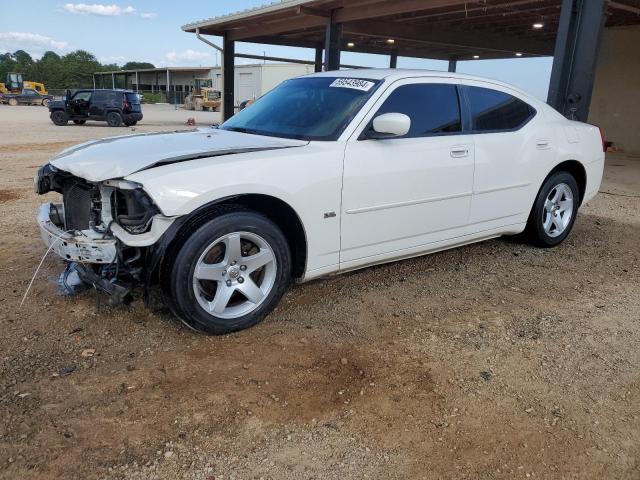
583,157,605,205
37,203,117,264
124,113,143,122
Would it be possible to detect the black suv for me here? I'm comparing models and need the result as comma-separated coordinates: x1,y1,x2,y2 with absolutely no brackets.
49,89,143,127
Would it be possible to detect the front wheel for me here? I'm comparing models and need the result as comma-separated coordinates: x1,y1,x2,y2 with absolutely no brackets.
164,210,292,334
525,171,579,247
106,111,123,127
42,98,50,107
8,98,18,106
50,110,69,126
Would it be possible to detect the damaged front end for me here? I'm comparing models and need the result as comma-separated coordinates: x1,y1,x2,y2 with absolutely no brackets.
35,163,175,304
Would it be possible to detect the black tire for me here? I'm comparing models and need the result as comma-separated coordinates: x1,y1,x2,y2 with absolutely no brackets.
50,110,69,126
106,111,123,127
8,98,18,106
73,119,86,125
525,171,580,248
124,120,137,126
163,208,292,334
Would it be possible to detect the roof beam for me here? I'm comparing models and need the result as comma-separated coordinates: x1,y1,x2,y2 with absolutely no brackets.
334,0,471,23
609,1,640,15
296,5,331,17
396,0,552,22
249,35,323,49
228,14,325,40
343,19,554,55
228,0,477,40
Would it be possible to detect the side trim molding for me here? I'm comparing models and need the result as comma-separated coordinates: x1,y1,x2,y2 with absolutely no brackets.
345,191,471,215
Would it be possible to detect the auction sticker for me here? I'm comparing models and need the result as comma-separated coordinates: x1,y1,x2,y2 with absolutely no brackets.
329,78,375,91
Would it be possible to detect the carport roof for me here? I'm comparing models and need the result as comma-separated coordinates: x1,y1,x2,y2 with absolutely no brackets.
96,67,213,75
183,0,640,60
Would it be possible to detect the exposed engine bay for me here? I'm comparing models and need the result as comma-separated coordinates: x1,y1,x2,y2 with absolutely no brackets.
35,163,171,304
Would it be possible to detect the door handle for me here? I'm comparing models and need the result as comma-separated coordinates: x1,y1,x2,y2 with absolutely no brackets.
536,139,551,150
450,147,469,158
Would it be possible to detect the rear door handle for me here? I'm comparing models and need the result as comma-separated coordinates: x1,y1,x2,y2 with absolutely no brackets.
536,139,551,150
450,146,470,158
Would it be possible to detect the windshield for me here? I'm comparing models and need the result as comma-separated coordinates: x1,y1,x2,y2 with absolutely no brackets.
219,77,382,141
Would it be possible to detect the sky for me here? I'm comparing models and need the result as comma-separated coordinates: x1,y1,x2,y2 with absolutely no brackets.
0,1,553,99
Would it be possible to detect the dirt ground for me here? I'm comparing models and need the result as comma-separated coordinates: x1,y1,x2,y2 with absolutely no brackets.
1,104,639,480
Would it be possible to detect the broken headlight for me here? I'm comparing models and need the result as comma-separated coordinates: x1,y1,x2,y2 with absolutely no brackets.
103,181,159,235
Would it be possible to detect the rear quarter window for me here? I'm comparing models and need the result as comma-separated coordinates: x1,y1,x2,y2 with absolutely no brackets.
125,92,140,104
466,86,536,132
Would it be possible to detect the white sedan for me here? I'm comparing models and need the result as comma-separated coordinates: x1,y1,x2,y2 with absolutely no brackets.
35,69,605,334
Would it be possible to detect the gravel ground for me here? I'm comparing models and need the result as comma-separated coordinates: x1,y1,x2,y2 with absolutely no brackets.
1,104,639,480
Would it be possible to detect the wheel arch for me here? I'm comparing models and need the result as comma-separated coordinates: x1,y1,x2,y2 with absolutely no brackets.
547,160,587,205
152,193,308,285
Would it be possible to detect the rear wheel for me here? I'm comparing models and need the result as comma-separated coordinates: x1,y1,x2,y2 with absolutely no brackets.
73,119,86,125
8,98,18,106
50,110,68,126
164,209,291,334
525,171,579,247
106,111,123,127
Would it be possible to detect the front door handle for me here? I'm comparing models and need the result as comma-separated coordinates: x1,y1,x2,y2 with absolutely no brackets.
450,146,469,158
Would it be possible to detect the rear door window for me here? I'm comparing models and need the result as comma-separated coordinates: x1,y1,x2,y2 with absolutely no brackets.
466,86,536,132
368,83,462,139
91,91,109,104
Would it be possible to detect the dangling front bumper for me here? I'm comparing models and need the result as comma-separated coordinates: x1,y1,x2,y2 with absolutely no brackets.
37,203,118,264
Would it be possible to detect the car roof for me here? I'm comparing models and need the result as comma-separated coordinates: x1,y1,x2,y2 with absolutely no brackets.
305,68,535,100
76,89,135,93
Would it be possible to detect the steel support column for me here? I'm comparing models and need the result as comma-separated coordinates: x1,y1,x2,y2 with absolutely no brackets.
223,33,235,121
166,68,170,103
389,50,398,69
547,0,607,121
324,11,342,71
314,47,324,72
448,59,457,73
111,72,115,89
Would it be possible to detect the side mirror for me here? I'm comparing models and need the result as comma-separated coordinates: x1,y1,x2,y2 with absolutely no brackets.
368,112,411,139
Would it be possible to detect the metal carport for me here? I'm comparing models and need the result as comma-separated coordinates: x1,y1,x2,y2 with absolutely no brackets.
183,0,640,126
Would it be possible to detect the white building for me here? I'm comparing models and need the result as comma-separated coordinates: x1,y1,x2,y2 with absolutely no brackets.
94,63,314,106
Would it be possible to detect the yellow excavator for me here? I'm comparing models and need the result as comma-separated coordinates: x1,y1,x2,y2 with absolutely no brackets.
0,74,48,95
184,78,221,112
24,81,48,95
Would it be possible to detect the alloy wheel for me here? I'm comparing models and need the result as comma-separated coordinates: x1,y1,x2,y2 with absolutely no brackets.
542,183,574,238
192,231,277,319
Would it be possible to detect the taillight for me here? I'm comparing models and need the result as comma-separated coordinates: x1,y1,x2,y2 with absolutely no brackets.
123,100,131,110
597,126,606,152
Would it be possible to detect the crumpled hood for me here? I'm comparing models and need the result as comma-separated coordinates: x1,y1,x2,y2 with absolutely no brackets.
50,127,307,182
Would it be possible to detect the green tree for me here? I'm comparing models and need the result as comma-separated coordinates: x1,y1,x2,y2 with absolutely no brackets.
0,53,17,84
60,50,102,88
122,61,155,70
0,49,157,90
13,50,34,71
28,51,62,86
